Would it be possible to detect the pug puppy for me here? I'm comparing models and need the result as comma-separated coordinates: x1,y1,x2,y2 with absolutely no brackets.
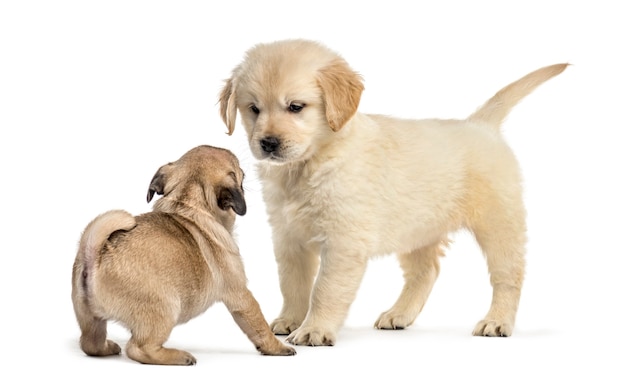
71,145,296,365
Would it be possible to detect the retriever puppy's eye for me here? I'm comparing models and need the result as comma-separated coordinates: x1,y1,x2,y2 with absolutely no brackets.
249,104,260,114
288,103,304,113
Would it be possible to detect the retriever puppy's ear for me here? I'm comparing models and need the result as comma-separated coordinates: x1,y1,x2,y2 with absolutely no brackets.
219,77,238,135
217,186,247,216
147,163,173,203
317,59,364,132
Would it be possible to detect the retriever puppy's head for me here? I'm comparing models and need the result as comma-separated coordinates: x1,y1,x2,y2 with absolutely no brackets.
147,145,246,228
219,39,364,165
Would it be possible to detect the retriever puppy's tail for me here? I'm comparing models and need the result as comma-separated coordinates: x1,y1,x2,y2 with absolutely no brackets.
467,63,569,130
74,210,136,295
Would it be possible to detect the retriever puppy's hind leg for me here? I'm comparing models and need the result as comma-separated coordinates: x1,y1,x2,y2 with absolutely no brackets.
375,241,445,330
471,200,526,337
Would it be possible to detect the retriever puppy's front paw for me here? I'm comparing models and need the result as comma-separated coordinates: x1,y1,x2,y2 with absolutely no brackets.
374,310,414,330
472,319,513,337
286,326,336,346
270,317,301,335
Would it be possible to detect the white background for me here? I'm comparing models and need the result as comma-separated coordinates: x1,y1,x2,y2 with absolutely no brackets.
1,1,624,380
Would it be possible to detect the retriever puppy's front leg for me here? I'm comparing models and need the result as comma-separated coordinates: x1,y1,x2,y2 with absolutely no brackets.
270,239,319,335
286,249,368,346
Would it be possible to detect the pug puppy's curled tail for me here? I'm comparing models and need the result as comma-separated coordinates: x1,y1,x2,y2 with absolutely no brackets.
73,210,137,307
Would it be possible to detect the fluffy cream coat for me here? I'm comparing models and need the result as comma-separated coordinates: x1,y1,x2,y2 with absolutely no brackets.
220,39,567,346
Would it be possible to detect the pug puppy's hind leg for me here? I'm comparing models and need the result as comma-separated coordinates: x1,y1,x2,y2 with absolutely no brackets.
125,318,196,365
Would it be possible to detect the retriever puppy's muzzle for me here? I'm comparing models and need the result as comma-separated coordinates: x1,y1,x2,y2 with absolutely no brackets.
260,136,281,154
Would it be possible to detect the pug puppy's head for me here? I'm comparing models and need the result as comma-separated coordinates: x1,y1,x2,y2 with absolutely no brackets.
147,145,246,228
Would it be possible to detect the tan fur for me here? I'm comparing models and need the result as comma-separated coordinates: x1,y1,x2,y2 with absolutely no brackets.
219,39,567,346
71,145,295,365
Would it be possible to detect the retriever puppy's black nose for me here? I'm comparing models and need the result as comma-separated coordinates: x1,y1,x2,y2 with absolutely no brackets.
260,137,280,153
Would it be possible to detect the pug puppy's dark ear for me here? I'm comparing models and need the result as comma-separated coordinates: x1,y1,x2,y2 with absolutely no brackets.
147,163,172,203
217,187,247,216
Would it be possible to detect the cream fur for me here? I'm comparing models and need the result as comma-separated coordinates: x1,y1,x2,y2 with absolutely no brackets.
219,39,567,346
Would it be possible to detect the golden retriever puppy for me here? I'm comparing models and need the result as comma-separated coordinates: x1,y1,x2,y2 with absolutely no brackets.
72,145,296,364
219,39,567,346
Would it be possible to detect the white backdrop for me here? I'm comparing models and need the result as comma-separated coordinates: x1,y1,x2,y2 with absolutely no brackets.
1,1,624,380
